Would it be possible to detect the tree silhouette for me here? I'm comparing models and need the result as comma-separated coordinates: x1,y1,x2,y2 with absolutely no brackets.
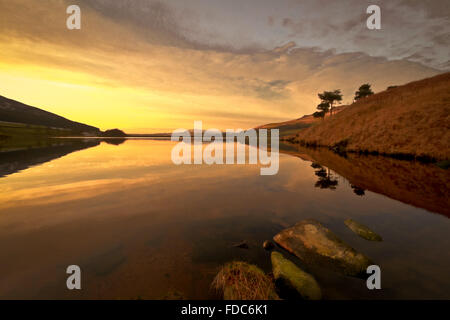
354,84,374,101
318,90,342,116
313,111,326,119
311,163,338,190
351,184,366,196
313,102,330,119
311,162,322,169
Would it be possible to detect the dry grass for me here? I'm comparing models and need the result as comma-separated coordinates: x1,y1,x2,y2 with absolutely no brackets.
257,106,347,137
291,72,450,160
211,261,279,300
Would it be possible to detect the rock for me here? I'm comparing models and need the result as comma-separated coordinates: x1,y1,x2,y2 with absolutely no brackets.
263,240,275,250
435,160,450,170
162,290,185,300
344,219,383,241
273,219,373,277
212,261,279,300
271,251,322,300
232,240,249,249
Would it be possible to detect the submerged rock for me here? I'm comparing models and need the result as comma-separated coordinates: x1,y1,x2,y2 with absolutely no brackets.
263,240,275,250
271,251,322,300
212,261,279,300
435,160,450,170
273,219,373,277
162,290,186,300
232,240,249,249
344,219,383,241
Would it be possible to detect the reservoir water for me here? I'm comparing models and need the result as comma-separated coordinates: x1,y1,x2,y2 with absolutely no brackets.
0,139,449,299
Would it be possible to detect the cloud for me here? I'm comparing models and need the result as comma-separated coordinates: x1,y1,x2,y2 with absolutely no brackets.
2,0,448,69
273,1,449,70
76,0,191,47
0,0,445,131
251,79,292,100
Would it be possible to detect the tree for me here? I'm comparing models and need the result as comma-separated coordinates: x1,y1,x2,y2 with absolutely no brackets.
313,102,330,119
313,111,325,119
318,90,342,117
354,84,374,101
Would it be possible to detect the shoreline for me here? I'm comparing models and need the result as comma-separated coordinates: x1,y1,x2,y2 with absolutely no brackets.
281,138,449,166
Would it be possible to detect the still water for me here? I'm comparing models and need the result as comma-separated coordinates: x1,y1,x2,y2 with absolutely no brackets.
0,139,449,299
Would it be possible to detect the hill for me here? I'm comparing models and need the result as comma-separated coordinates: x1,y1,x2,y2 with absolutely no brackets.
0,95,100,135
257,105,347,136
284,72,450,161
101,129,127,137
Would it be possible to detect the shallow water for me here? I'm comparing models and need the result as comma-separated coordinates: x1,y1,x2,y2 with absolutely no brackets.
0,139,449,299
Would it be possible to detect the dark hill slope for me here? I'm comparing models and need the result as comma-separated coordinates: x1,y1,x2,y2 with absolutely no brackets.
0,95,100,134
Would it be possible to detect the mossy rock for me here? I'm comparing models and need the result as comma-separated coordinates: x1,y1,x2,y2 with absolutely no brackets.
212,261,279,300
435,160,450,170
271,251,321,300
273,219,373,277
345,219,383,241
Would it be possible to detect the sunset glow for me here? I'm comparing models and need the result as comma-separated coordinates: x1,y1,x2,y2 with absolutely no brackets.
0,0,446,132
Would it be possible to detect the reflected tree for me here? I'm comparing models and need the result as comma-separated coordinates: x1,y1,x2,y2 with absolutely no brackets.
351,184,366,196
311,163,338,190
311,162,322,169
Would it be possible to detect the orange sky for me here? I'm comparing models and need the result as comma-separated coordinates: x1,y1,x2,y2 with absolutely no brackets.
0,0,444,133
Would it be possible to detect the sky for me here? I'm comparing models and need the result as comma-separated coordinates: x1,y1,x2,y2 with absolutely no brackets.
0,0,449,132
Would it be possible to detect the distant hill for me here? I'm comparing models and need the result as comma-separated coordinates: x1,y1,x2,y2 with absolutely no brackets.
0,95,100,134
257,105,347,136
101,129,127,137
284,72,450,161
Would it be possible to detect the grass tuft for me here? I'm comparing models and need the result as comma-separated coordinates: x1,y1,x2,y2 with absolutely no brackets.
211,261,279,300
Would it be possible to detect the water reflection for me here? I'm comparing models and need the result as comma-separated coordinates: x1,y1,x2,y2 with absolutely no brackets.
0,139,100,178
0,139,449,299
102,138,127,146
311,163,339,190
351,185,366,196
280,143,450,218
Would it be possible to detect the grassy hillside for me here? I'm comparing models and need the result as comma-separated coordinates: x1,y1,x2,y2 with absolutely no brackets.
0,121,77,151
0,95,100,134
0,95,130,143
286,72,450,161
257,105,347,137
